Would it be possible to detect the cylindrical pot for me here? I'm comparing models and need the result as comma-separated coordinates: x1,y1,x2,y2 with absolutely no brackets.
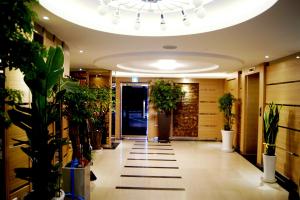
52,190,65,200
157,112,171,142
221,130,234,152
263,154,276,183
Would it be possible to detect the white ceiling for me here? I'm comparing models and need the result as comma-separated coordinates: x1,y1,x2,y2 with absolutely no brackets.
35,0,300,78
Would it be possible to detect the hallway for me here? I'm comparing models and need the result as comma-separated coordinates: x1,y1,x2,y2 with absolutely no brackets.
91,141,288,200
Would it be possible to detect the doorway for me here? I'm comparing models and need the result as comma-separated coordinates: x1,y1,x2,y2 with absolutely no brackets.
244,73,260,164
121,84,148,137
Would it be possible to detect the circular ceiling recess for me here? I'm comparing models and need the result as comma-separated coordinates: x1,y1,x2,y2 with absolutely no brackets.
93,51,244,74
40,0,278,36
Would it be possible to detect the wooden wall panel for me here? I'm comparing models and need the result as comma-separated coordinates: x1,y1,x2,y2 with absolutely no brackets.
6,120,30,193
265,54,300,190
9,185,30,200
278,106,300,131
4,69,31,200
224,72,241,148
276,128,300,156
276,148,300,186
266,82,300,105
198,79,224,140
267,57,300,84
8,148,29,192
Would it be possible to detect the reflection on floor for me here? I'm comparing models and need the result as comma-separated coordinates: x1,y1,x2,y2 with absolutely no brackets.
91,141,288,200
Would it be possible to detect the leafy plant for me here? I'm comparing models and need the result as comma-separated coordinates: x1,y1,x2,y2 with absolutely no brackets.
0,0,45,74
8,47,66,199
218,93,236,131
0,89,23,127
150,80,185,114
63,83,96,164
90,87,112,147
263,102,281,156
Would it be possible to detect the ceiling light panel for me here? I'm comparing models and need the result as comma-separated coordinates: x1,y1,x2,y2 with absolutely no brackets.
40,0,278,36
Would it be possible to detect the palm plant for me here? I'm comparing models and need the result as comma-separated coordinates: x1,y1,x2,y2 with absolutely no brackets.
263,102,281,156
218,93,236,131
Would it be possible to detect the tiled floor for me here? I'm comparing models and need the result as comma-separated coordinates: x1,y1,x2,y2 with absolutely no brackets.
90,140,288,200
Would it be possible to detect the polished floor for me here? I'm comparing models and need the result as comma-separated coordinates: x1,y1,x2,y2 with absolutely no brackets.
91,140,288,200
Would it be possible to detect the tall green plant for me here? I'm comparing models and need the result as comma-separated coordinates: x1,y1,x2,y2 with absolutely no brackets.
150,80,185,114
90,87,112,146
263,102,281,156
63,83,96,163
0,0,44,73
218,93,236,130
8,47,66,200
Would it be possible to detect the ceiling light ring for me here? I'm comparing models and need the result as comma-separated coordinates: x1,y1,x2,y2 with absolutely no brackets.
116,64,220,74
93,51,245,66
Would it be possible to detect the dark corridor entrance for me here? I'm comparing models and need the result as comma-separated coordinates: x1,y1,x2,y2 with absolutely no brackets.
121,85,148,136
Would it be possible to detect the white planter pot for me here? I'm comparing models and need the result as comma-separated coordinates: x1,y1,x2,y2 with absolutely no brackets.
221,130,234,152
52,190,65,200
263,154,277,183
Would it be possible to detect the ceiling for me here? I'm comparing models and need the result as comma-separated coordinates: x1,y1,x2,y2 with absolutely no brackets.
35,0,300,78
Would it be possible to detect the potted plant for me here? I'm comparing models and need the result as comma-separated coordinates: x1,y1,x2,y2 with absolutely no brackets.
150,80,185,142
8,46,66,200
263,102,281,183
90,87,112,150
218,92,236,152
62,82,96,200
1,1,67,199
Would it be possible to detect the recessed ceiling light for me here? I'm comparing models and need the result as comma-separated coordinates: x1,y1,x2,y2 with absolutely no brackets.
296,56,300,59
151,59,183,70
43,16,49,20
265,55,269,59
79,50,84,53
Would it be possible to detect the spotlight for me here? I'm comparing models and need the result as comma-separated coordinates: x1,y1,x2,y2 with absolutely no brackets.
103,0,111,5
193,0,204,7
195,6,206,18
181,10,190,26
160,13,166,30
112,8,120,24
97,5,107,15
134,13,141,30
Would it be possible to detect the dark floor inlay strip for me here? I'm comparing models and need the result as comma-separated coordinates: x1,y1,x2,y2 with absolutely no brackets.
127,158,177,161
132,148,173,150
130,152,175,155
121,175,182,179
134,144,172,146
116,186,185,191
124,165,179,169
